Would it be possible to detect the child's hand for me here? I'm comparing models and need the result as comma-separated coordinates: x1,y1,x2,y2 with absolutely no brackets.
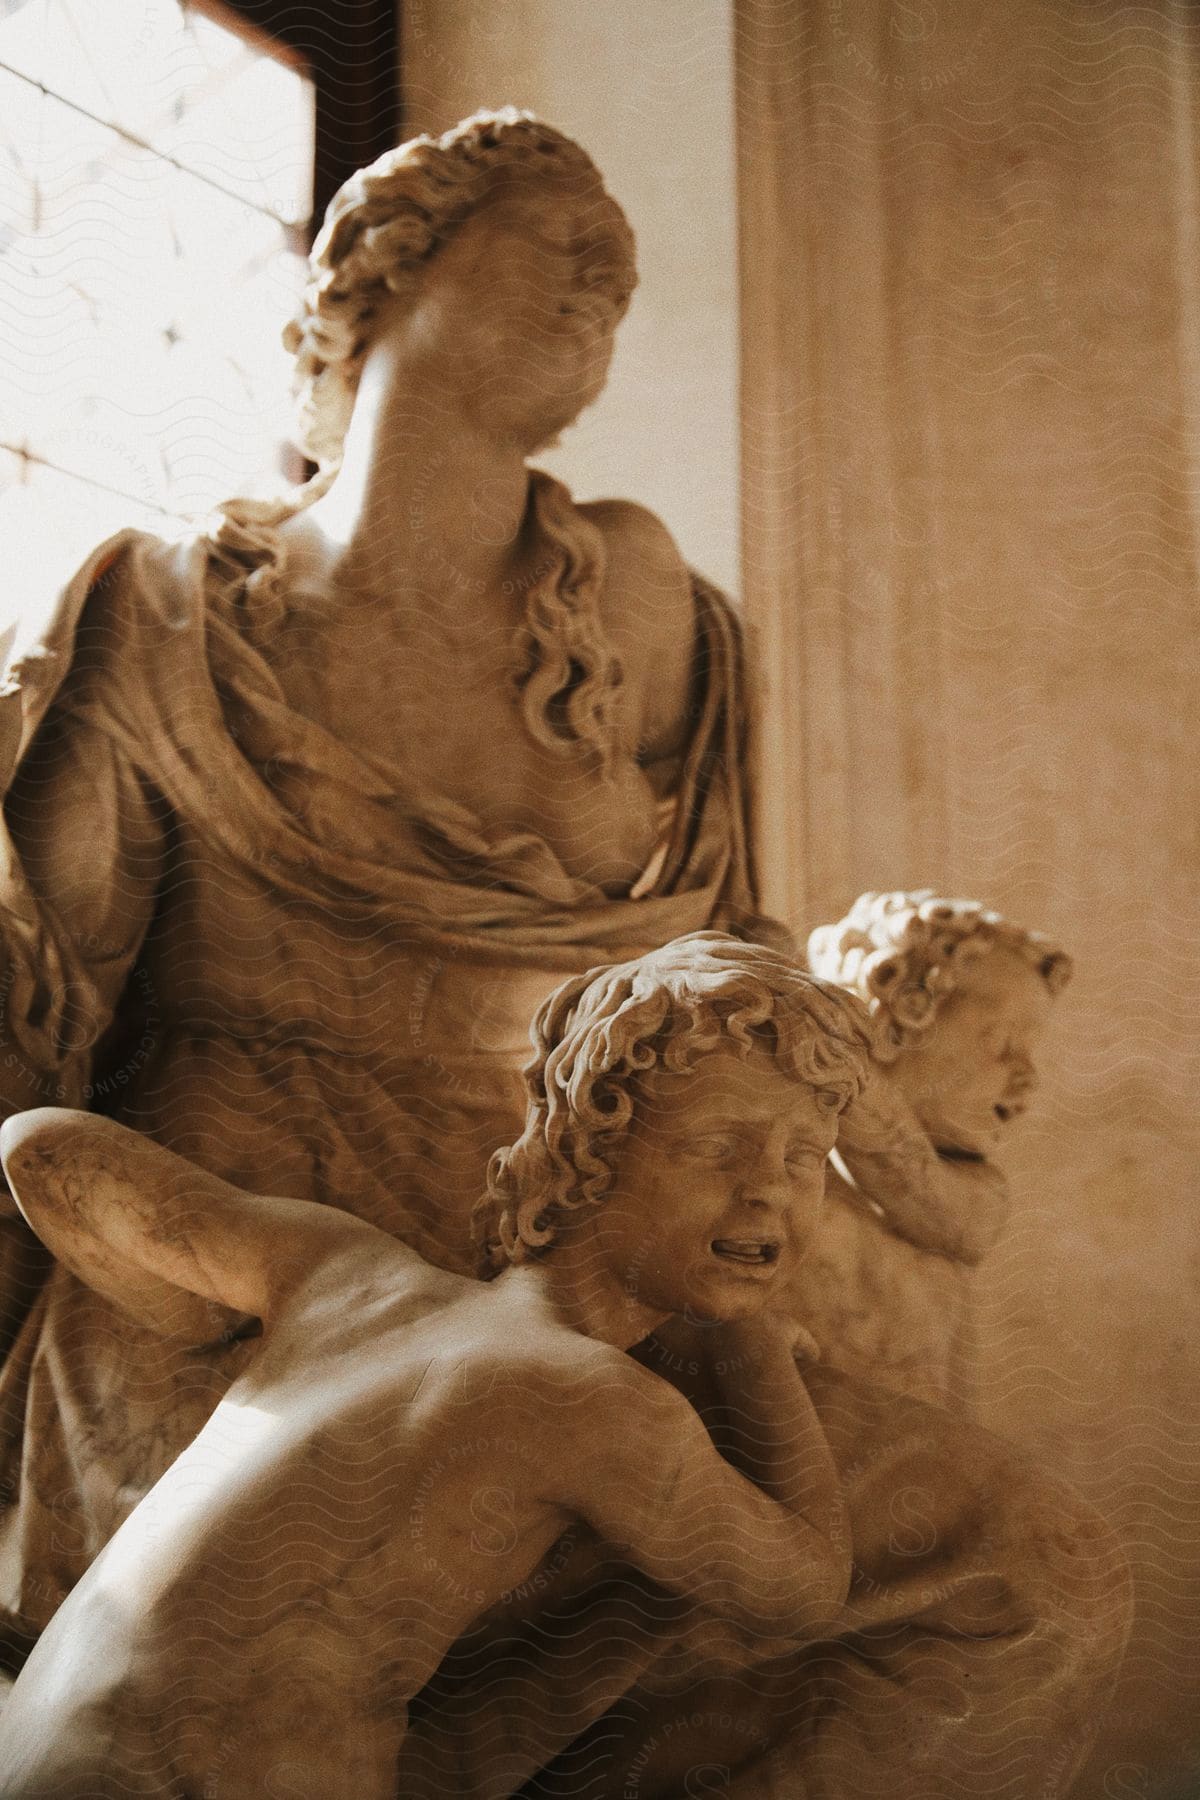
788,1321,822,1365
754,1312,822,1365
837,1067,931,1166
703,1310,821,1366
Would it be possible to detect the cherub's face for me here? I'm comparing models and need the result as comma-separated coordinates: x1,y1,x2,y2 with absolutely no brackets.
400,174,627,450
591,1041,842,1323
889,948,1053,1158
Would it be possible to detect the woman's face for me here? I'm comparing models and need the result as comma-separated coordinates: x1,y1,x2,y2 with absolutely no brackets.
398,174,630,450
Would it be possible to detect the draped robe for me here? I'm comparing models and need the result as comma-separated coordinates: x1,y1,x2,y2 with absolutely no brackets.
0,471,760,1653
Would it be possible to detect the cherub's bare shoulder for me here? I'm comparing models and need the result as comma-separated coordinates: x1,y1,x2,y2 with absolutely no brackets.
447,1328,686,1437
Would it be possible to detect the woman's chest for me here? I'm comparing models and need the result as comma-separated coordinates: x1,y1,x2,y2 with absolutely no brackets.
263,596,663,891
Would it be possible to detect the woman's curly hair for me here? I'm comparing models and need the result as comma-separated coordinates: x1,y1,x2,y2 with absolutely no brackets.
476,931,874,1275
281,107,638,468
806,890,1072,1065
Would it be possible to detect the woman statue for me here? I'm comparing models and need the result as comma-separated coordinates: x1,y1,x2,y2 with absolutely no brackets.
0,110,759,1661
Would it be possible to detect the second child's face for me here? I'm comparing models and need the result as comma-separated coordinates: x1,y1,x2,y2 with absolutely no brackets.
890,947,1053,1157
593,1042,842,1324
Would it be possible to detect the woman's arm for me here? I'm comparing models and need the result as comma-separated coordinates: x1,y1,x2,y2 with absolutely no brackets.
0,670,169,1345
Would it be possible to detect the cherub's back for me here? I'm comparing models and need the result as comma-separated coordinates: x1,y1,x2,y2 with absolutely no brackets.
0,1256,589,1800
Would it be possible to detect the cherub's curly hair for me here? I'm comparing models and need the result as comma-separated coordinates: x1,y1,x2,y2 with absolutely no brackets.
806,890,1072,1065
476,931,873,1275
281,107,637,468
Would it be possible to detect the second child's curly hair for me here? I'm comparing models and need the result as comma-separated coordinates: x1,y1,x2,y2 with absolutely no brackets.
282,107,638,468
807,890,1072,1064
476,931,873,1275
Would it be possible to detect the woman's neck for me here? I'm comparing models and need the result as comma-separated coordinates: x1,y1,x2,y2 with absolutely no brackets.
291,339,535,600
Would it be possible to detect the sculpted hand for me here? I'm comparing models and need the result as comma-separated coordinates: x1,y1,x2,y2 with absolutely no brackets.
835,1068,1009,1263
704,1310,820,1366
837,1067,935,1171
786,1320,823,1366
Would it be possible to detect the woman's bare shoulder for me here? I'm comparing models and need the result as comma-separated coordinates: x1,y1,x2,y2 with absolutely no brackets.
578,498,693,611
576,497,697,756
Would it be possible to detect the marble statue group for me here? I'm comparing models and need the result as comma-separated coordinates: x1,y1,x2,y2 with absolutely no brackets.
0,110,1131,1797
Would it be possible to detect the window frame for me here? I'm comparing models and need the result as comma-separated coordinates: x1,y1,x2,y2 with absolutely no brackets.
205,0,402,236
0,1,400,522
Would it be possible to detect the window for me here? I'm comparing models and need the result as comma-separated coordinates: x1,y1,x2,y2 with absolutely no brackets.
0,0,316,568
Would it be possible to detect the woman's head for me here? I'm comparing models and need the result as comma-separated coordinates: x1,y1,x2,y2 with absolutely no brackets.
283,109,637,466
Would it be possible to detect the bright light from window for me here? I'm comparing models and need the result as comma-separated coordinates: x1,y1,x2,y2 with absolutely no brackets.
0,0,314,579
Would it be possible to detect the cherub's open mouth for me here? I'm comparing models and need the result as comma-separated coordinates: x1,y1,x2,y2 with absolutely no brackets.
711,1239,781,1267
994,1104,1012,1124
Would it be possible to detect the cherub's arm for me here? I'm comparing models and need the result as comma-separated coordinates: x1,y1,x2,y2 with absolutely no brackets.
402,1561,674,1800
631,1309,848,1667
403,1329,845,1796
836,1068,1010,1264
0,1109,380,1339
554,1339,851,1644
698,1314,836,1504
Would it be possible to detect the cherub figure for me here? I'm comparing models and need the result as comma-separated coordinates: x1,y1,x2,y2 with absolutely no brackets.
0,933,871,1799
389,915,1125,1800
799,888,1072,1406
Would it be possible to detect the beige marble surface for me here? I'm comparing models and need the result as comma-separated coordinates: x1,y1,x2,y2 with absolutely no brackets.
0,114,759,1673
